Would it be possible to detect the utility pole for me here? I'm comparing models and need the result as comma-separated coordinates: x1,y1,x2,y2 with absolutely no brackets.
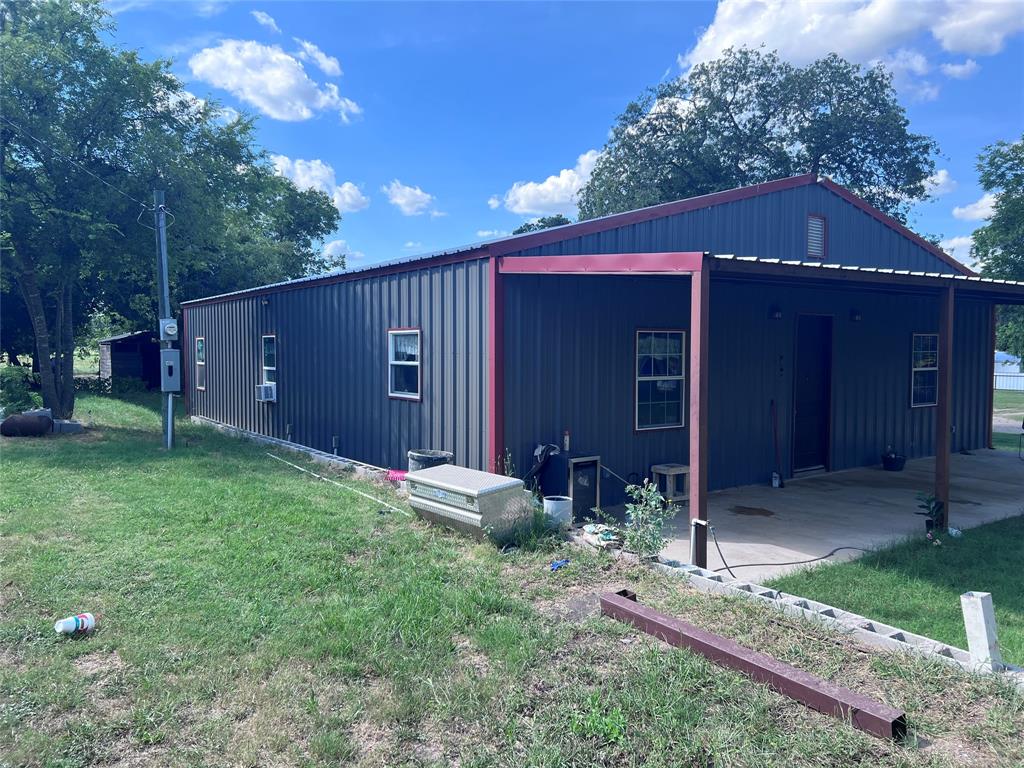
153,190,179,450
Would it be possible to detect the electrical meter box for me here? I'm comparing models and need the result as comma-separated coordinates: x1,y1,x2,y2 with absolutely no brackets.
159,318,179,342
406,464,524,542
160,349,181,392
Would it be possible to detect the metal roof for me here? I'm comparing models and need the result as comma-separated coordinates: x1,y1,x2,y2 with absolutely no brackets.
181,174,979,307
97,330,157,344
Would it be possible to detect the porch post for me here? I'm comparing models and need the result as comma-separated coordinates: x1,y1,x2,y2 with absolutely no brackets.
689,259,710,567
986,303,996,450
487,254,505,472
936,286,954,528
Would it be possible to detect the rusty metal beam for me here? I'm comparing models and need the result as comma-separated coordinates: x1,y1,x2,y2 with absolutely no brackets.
600,590,907,741
936,287,955,528
689,262,710,568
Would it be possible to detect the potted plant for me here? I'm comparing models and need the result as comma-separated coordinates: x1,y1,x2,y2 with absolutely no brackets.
915,492,945,532
882,444,906,472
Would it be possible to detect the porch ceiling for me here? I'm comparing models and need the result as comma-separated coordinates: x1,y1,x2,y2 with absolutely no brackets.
661,451,1024,583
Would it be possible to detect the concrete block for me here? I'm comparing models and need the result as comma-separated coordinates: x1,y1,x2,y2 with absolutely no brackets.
961,591,1003,672
52,419,84,434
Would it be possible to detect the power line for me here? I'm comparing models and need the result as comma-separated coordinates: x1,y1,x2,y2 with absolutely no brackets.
0,114,151,209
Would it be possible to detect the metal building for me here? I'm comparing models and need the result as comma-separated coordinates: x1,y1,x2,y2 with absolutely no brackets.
181,174,1024,565
98,331,161,390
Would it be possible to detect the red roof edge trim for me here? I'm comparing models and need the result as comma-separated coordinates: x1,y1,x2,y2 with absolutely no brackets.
180,247,490,308
490,174,818,256
816,178,974,276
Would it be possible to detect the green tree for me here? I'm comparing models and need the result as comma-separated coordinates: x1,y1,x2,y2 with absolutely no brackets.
973,136,1024,357
0,0,339,417
511,214,573,235
578,48,938,223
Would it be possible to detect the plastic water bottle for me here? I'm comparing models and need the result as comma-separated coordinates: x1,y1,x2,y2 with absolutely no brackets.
54,613,95,635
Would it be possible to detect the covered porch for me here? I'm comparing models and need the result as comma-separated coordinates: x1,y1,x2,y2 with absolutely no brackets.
662,450,1024,582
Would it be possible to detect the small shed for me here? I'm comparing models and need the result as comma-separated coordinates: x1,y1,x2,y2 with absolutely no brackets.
98,331,160,390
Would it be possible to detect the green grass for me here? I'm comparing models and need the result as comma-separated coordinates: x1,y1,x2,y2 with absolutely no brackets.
2,395,1022,767
769,517,1024,666
993,389,1024,417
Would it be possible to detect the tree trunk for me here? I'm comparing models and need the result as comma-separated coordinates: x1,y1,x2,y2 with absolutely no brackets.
16,267,62,415
59,281,76,417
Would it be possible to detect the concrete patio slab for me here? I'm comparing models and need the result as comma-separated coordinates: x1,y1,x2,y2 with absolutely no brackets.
661,451,1024,583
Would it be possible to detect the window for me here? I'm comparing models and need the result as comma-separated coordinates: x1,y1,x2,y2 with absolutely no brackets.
911,333,938,407
388,329,421,400
636,330,685,430
807,215,826,260
195,337,206,390
262,335,276,384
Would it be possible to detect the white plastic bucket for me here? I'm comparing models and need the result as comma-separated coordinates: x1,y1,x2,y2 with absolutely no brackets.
543,495,572,528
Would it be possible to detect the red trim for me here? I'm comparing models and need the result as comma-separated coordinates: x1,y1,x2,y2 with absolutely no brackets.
487,257,504,471
182,248,490,308
817,178,973,276
490,175,819,256
499,252,706,274
387,328,422,402
688,260,710,568
935,287,955,526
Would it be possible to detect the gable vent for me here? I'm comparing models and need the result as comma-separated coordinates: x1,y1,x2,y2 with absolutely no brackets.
807,215,826,260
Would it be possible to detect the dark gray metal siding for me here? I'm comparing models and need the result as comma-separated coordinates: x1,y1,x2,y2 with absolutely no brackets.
502,274,993,494
184,258,490,470
503,185,955,273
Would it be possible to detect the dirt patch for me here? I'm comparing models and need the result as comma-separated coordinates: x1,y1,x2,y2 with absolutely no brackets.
74,649,126,677
452,634,490,675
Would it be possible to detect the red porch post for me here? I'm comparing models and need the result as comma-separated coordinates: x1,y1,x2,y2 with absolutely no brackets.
689,259,710,567
986,303,996,450
936,286,954,527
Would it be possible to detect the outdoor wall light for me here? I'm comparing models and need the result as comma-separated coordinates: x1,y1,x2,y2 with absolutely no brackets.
768,305,783,320
850,309,863,322
261,297,270,306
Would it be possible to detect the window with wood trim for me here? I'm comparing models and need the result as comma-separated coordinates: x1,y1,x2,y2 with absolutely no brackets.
635,330,686,430
807,215,826,260
195,337,206,390
262,335,277,384
911,333,938,407
388,329,421,400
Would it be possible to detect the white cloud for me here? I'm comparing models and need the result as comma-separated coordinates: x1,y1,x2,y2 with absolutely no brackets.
487,196,501,210
952,192,996,221
477,229,510,239
270,155,369,213
382,180,436,216
403,241,423,250
500,150,600,217
940,59,980,78
681,1,1024,70
294,38,342,77
939,235,974,265
678,1,1024,102
323,238,365,265
189,40,360,122
924,169,957,197
251,10,280,34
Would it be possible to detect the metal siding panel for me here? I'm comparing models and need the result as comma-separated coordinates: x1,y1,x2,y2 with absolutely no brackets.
183,258,490,471
505,185,957,273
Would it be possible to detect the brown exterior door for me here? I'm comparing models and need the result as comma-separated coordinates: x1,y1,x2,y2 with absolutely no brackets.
792,315,832,472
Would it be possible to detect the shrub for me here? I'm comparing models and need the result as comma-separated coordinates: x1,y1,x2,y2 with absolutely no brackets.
0,366,40,415
623,479,678,559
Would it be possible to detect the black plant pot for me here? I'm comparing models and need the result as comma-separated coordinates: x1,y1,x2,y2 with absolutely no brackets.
882,454,906,472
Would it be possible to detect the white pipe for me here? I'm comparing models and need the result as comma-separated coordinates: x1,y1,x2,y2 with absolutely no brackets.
265,452,412,517
690,518,709,565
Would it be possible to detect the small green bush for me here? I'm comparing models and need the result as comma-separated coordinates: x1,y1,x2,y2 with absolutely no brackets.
0,366,40,414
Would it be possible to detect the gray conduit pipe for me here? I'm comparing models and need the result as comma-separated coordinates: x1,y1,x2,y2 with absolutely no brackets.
266,452,412,517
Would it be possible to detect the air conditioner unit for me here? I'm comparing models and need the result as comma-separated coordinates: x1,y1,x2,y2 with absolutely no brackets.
407,464,524,541
255,382,277,402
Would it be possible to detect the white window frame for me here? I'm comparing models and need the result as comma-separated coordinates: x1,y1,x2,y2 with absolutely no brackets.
635,329,686,431
911,332,938,408
388,328,421,401
195,336,206,391
261,335,277,385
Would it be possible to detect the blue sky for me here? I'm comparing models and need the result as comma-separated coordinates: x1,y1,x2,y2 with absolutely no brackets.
107,1,1024,269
